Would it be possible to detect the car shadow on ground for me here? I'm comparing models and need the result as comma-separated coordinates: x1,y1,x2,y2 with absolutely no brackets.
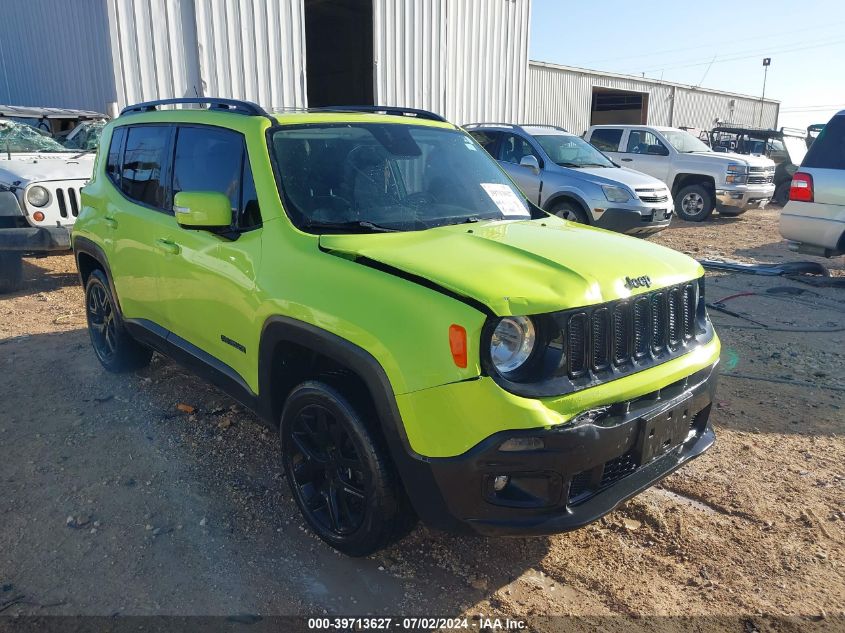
16,255,80,294
1,328,552,616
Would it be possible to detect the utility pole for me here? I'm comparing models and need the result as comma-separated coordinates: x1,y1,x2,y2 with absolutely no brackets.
759,57,771,127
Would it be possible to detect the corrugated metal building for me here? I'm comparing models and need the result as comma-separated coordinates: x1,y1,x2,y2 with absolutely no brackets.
0,0,777,131
0,0,530,123
527,61,779,134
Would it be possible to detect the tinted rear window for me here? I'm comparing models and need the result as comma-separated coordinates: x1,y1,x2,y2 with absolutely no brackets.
802,115,845,170
106,127,125,186
589,128,623,152
121,126,170,209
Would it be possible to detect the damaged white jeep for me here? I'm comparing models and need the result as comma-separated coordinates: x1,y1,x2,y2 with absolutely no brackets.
0,119,96,292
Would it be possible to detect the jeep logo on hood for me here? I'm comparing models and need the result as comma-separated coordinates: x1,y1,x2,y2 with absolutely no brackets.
624,275,651,290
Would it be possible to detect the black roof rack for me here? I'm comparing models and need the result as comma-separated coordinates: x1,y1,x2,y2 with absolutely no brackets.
120,97,269,117
308,105,446,122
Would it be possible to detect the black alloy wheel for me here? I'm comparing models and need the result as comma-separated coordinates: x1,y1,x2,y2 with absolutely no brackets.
84,269,152,372
87,280,117,364
288,402,368,536
281,381,412,556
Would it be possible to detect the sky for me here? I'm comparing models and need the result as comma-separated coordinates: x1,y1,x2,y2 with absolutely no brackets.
529,0,845,130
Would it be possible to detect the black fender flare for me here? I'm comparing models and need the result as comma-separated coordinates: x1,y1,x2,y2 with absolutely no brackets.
72,236,124,318
258,315,452,527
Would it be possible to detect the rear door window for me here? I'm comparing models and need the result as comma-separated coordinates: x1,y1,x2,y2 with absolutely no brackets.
120,126,171,210
172,125,261,229
589,128,623,152
106,127,126,187
468,130,501,156
802,115,845,170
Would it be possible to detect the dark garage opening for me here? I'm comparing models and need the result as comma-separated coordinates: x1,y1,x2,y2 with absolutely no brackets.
591,87,649,126
304,0,374,107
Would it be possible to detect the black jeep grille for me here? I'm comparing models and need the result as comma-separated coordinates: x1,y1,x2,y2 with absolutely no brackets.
564,281,700,380
486,279,711,398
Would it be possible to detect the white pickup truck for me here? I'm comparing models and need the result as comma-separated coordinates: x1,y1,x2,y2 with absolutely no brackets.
585,124,776,222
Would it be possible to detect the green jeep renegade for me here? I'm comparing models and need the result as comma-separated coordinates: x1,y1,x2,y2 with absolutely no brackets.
73,98,720,556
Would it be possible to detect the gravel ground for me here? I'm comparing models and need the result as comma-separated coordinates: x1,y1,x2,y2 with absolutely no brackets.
1,207,843,632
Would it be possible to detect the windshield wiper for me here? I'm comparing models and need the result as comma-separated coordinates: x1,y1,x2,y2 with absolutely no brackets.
304,220,398,233
71,150,96,159
557,162,583,168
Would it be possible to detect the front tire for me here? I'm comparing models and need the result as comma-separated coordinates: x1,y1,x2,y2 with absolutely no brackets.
675,185,714,222
550,200,590,224
84,269,152,372
0,252,23,294
281,381,409,556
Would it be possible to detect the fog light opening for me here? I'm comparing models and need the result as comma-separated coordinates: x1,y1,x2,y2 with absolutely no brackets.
492,475,509,492
498,437,545,452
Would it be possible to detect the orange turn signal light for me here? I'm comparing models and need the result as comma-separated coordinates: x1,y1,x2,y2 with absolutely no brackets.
449,324,467,368
32,211,45,222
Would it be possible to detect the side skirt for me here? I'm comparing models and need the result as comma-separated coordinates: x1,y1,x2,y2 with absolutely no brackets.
124,318,263,422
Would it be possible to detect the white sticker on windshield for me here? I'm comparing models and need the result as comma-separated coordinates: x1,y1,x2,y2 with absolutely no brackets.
480,183,530,218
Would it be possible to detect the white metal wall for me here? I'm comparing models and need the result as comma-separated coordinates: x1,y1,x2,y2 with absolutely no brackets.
374,0,531,124
193,0,307,110
0,0,116,112
673,88,779,130
528,62,779,134
106,0,202,112
107,0,306,112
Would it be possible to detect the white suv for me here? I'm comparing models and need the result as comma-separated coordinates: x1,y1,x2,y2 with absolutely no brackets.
585,125,776,222
779,111,845,257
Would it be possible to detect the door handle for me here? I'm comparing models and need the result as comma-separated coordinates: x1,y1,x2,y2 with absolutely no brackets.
621,158,633,162
104,216,118,229
155,238,181,255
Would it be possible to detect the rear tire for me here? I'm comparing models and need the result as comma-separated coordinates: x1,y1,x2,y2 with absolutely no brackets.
550,200,590,224
675,185,714,222
84,269,152,372
281,380,409,556
0,252,23,294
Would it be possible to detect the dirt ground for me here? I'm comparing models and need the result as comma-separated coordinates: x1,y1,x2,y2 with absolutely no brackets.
1,206,843,632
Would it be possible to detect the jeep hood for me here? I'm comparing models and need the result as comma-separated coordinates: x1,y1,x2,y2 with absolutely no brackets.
0,153,95,184
320,218,703,316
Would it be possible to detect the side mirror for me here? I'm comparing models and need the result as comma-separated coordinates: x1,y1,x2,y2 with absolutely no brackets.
519,154,540,173
174,191,232,230
647,144,669,156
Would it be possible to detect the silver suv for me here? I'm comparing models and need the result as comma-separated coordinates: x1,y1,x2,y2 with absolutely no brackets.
779,111,845,257
465,123,673,235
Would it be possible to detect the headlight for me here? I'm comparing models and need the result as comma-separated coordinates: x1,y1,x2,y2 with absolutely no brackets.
490,316,536,374
601,185,631,203
26,185,50,207
726,163,747,185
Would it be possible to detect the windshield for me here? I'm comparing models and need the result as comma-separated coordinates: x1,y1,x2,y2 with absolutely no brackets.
63,120,106,150
534,134,614,168
783,135,808,165
662,130,711,153
0,120,74,153
271,124,532,232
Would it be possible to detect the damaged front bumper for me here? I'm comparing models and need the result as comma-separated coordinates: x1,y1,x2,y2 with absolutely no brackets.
0,225,71,253
404,362,718,536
